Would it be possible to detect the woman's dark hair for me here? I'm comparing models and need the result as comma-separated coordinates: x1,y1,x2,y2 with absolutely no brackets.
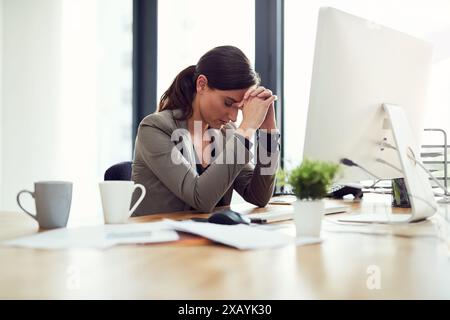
158,45,260,120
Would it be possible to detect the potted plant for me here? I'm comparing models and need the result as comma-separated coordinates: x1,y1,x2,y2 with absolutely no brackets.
277,159,340,237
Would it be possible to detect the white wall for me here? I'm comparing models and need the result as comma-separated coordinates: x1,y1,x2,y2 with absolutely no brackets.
2,0,63,211
0,0,3,210
0,0,133,225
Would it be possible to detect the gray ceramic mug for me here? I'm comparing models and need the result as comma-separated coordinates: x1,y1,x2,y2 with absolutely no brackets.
16,181,73,229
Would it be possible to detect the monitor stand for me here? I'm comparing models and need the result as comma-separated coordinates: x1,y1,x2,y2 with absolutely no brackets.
339,103,438,224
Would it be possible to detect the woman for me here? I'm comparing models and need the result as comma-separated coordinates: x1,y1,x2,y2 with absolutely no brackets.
131,45,280,215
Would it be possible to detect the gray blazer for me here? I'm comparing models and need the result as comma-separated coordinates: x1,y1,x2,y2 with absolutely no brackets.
131,109,280,216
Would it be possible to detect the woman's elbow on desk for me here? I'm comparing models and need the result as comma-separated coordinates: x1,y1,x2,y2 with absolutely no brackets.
245,196,271,208
191,198,217,213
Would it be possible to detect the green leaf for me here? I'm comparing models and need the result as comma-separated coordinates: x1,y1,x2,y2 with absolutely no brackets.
285,158,340,200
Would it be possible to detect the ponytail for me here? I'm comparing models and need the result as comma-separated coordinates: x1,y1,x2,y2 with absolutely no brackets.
158,65,197,120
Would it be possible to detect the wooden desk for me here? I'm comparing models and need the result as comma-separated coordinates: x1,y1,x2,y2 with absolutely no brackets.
1,194,449,299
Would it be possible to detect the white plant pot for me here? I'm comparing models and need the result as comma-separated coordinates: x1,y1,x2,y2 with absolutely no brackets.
292,199,324,238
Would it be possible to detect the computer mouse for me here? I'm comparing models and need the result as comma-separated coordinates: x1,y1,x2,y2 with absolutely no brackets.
208,210,250,225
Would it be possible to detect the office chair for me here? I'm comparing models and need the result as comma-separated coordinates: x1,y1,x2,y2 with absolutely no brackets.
104,161,132,181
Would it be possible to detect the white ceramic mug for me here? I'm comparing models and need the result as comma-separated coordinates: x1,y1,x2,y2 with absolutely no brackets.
99,181,146,224
17,181,73,229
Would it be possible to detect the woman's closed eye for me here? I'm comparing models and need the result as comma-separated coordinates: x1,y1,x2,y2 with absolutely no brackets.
224,99,234,107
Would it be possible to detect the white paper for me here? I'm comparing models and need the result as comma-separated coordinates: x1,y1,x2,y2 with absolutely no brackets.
165,219,295,250
2,221,179,249
295,236,323,246
269,195,297,205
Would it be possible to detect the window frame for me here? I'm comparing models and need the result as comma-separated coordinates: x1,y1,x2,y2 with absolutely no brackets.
132,0,285,165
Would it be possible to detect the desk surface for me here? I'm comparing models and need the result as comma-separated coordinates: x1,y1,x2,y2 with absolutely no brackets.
1,194,450,299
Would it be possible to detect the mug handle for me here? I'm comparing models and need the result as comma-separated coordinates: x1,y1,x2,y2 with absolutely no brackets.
16,190,38,221
129,184,146,216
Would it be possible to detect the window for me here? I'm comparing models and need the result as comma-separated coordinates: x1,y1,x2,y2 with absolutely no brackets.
284,0,450,168
61,0,133,225
157,0,255,107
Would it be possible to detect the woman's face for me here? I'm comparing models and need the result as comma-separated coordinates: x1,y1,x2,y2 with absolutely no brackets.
196,75,250,129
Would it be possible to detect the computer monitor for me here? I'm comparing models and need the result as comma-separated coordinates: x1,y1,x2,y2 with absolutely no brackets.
303,7,437,222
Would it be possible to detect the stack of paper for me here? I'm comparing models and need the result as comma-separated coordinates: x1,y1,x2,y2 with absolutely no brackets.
2,221,179,249
165,219,315,250
2,220,324,250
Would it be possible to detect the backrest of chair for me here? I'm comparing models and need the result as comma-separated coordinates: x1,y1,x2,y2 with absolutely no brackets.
104,161,132,181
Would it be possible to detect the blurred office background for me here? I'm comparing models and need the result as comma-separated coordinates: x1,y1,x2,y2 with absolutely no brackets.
0,0,449,225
